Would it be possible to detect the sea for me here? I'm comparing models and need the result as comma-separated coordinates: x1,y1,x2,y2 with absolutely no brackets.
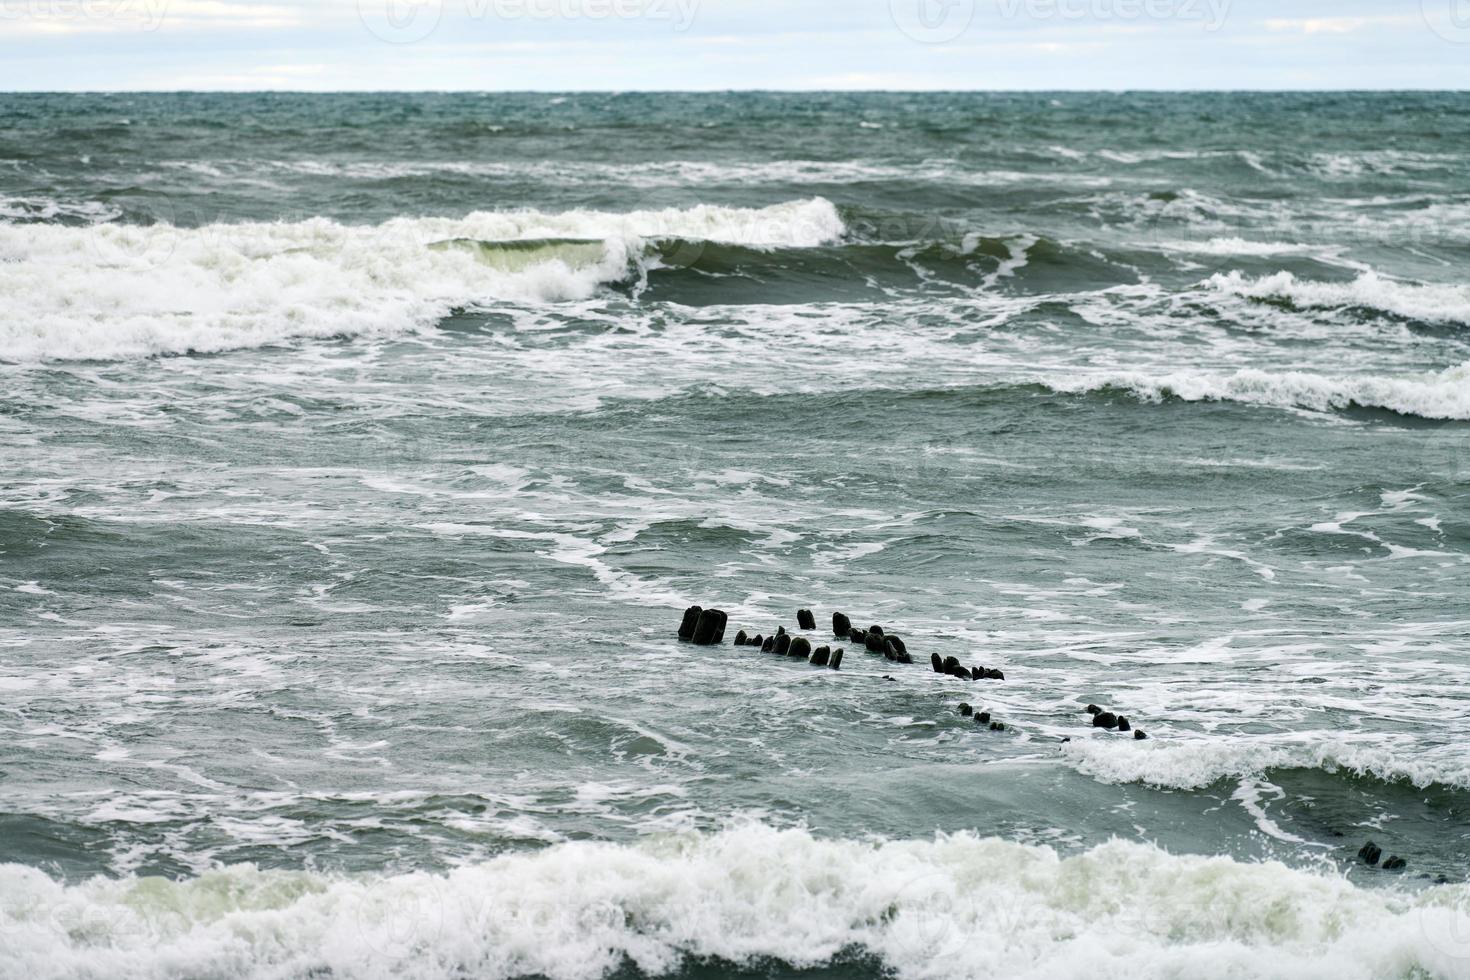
1,91,1468,979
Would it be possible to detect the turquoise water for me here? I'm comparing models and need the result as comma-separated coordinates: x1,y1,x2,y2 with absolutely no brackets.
1,92,1469,979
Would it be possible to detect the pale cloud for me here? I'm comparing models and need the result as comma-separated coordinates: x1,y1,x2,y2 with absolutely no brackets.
0,0,1467,91
166,0,303,25
166,62,328,88
1025,41,1089,53
0,0,171,34
802,72,936,89
0,0,302,34
1262,15,1422,36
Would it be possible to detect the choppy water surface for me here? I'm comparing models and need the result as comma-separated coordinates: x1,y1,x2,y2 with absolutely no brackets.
1,92,1468,979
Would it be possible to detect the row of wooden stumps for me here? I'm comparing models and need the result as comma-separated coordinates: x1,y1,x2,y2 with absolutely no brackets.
1357,840,1410,873
678,604,1169,744
676,604,1012,732
680,605,1003,677
677,605,844,669
742,626,844,670
677,606,729,646
674,606,1424,877
1077,704,1148,740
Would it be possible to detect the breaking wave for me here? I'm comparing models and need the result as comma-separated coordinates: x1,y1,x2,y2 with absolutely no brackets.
2,824,1466,980
1040,363,1470,421
1209,270,1470,327
0,198,846,362
1063,736,1470,793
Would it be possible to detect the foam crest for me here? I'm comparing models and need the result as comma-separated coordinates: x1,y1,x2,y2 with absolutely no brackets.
1209,270,1470,327
0,199,844,362
0,196,121,224
1156,238,1322,257
1064,737,1470,792
1043,362,1470,421
1,825,1465,980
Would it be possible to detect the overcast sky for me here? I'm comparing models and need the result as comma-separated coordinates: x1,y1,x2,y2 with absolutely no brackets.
2,0,1468,91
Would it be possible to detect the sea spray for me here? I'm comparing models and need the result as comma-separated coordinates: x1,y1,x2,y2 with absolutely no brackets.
2,826,1467,980
0,199,845,362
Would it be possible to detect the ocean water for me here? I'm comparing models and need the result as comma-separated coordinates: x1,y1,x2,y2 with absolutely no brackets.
1,91,1469,979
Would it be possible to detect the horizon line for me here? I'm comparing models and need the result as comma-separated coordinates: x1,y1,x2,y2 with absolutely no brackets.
4,87,1469,95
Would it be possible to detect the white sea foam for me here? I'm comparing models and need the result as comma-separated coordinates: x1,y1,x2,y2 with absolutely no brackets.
1107,187,1274,230
0,199,845,362
1156,237,1324,257
1209,270,1470,326
1,824,1465,980
0,195,121,224
1307,150,1463,180
1042,362,1470,421
161,157,1109,189
1064,736,1470,792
